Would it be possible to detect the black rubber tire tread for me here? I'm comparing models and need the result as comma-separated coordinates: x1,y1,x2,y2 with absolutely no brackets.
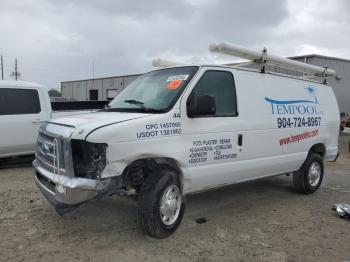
137,166,185,239
293,153,324,194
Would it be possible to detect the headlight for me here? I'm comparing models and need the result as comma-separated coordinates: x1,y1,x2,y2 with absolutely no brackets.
71,140,107,179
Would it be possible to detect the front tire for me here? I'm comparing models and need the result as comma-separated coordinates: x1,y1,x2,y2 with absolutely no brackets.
137,168,185,238
293,153,324,194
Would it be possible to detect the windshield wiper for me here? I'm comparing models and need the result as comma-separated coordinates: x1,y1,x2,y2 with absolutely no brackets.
124,99,144,105
103,100,161,113
123,99,159,112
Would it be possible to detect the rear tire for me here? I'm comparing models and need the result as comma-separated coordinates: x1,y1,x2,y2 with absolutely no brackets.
293,153,324,194
137,168,185,238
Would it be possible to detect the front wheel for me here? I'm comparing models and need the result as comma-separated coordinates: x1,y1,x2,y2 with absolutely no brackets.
137,168,185,238
293,153,324,194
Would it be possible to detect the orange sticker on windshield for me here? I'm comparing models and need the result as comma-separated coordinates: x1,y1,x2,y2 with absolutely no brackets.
167,79,183,90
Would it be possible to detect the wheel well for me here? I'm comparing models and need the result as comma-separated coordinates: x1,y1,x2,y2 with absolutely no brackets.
309,143,326,157
122,158,183,192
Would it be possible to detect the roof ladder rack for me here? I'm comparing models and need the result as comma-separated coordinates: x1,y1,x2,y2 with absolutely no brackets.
260,47,267,73
209,42,336,84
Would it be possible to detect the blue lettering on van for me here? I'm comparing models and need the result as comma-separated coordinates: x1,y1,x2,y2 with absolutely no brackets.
265,86,321,115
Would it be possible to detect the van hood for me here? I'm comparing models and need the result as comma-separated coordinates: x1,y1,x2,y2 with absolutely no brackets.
48,111,151,136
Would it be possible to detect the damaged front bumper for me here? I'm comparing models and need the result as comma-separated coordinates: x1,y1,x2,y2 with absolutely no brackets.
33,160,113,214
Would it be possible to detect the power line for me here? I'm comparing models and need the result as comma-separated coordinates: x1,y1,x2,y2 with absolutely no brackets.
3,59,130,79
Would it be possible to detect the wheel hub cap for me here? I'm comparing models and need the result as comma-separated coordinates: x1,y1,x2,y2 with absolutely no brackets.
160,185,181,225
308,162,321,187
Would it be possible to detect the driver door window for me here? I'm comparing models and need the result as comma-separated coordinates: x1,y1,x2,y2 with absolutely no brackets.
187,70,238,117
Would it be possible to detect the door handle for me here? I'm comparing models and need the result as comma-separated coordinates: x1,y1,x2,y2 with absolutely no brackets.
237,134,243,147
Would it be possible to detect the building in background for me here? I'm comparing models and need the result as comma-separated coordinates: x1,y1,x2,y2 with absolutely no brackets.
61,74,140,101
290,55,350,115
61,54,350,114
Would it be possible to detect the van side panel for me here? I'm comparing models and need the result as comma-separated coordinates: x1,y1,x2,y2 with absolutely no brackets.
261,73,339,165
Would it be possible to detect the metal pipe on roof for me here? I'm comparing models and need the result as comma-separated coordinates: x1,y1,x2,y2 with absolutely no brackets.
209,42,336,77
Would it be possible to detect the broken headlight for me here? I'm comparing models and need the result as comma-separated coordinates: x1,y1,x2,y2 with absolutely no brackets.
71,140,107,179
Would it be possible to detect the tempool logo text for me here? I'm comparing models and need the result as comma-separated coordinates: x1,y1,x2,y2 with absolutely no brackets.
265,86,322,115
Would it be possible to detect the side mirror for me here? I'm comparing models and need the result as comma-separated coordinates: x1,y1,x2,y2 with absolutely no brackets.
187,95,216,117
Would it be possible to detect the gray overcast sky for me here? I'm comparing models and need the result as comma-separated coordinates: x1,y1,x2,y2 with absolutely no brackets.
0,0,349,89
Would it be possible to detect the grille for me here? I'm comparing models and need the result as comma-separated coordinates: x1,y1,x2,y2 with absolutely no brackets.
37,132,65,174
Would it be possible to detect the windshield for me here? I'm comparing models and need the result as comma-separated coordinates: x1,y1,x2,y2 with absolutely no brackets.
108,66,198,113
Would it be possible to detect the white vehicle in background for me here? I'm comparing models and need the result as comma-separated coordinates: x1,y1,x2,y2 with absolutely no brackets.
0,81,53,158
0,81,92,159
33,43,340,238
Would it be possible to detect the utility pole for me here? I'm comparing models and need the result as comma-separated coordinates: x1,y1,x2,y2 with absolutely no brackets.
92,58,95,89
1,55,3,80
89,57,95,100
15,58,18,80
11,58,20,80
92,58,95,80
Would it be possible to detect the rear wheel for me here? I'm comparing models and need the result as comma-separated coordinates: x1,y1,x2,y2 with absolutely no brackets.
293,153,324,194
137,168,185,238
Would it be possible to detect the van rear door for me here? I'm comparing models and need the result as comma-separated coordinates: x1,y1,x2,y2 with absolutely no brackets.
0,87,48,157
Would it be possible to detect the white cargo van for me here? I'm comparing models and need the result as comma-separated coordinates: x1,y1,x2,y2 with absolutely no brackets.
33,43,340,238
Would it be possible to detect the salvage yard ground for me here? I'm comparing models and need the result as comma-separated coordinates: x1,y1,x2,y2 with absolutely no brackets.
0,135,349,262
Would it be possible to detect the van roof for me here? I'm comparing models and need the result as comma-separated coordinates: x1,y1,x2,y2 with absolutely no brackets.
0,80,47,90
194,64,329,85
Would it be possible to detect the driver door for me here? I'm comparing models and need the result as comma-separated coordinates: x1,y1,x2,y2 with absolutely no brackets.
180,69,244,192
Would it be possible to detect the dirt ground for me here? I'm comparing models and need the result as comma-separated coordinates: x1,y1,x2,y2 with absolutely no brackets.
0,136,349,262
